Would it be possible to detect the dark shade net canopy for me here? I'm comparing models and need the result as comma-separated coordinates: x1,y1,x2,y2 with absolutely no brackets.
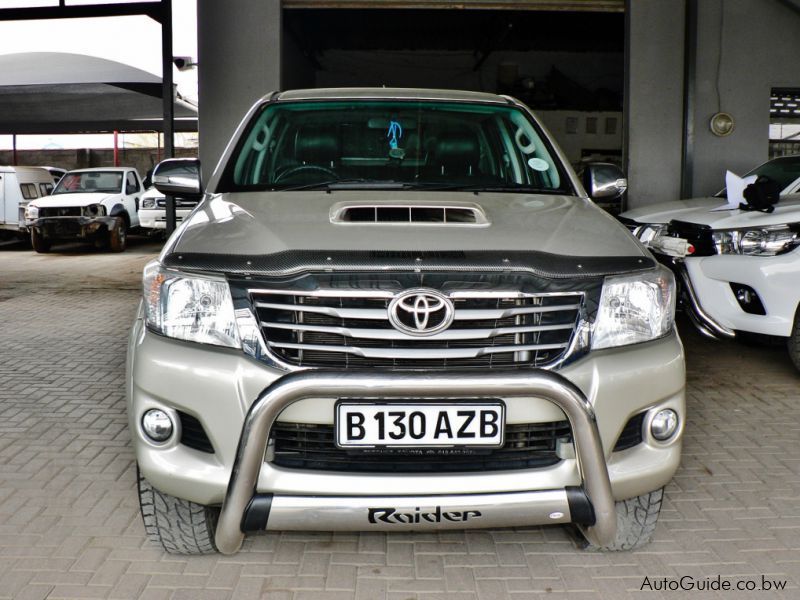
0,52,197,134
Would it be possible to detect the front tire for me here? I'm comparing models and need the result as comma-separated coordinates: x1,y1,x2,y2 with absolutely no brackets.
137,468,219,554
108,217,127,252
30,228,50,253
788,304,800,373
583,488,664,551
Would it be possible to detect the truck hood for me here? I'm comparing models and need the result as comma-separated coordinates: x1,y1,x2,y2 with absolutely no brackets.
620,197,720,224
649,194,800,229
171,191,646,257
31,192,117,208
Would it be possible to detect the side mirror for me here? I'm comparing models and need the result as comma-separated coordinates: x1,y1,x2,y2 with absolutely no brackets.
153,158,202,197
583,162,628,200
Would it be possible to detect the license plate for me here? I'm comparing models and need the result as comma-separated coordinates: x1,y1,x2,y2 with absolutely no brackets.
335,402,505,448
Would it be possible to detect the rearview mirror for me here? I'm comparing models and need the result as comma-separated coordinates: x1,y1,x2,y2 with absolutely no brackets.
583,162,627,200
153,158,202,197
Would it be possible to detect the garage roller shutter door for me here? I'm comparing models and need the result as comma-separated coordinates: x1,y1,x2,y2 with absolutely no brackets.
283,0,623,11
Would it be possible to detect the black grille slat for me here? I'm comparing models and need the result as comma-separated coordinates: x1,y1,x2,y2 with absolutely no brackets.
40,207,82,218
269,421,571,473
177,411,215,454
613,412,646,452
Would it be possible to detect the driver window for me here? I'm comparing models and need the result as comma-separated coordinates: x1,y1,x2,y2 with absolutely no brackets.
125,172,138,194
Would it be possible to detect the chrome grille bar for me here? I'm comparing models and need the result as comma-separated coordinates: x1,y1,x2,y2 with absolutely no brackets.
254,301,581,321
262,321,574,341
266,341,569,360
250,286,583,369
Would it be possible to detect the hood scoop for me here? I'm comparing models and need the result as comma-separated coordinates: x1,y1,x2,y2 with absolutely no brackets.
330,202,490,226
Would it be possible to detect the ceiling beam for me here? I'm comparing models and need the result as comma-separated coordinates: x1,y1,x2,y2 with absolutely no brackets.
284,0,624,11
0,1,163,23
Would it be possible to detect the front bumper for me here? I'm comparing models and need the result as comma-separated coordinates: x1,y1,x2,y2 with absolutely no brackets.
32,215,115,240
128,306,685,539
657,251,800,338
139,209,190,230
215,369,616,554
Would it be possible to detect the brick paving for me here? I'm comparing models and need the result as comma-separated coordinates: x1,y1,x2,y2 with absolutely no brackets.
0,237,799,599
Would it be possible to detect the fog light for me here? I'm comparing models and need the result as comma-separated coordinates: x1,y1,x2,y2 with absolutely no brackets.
142,409,174,442
650,409,678,441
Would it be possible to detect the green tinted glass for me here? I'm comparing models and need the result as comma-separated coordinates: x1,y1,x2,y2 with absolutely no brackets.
227,100,566,192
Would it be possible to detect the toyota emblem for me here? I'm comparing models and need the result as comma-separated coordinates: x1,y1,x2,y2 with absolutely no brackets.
388,288,454,336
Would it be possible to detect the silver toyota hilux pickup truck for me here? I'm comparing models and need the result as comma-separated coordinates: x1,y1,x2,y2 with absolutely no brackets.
127,88,684,554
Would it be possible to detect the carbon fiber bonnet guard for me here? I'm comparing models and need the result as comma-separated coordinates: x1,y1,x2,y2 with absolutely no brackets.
161,249,656,279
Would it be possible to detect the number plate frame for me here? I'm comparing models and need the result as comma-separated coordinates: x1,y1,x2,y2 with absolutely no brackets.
334,400,506,449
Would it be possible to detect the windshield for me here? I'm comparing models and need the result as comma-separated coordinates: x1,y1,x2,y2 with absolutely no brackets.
54,171,123,194
746,156,800,191
221,100,570,193
716,156,800,198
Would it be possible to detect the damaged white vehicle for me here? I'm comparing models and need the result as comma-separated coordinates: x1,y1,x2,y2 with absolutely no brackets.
25,167,143,253
620,156,800,371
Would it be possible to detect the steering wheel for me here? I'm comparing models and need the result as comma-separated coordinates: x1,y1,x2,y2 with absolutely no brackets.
274,164,338,184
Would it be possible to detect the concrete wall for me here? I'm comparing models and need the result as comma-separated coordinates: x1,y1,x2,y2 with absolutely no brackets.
197,0,282,180
626,0,800,207
689,0,800,196
624,0,686,207
537,110,622,165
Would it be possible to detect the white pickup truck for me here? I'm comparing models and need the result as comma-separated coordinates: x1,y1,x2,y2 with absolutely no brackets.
25,167,143,253
620,156,800,371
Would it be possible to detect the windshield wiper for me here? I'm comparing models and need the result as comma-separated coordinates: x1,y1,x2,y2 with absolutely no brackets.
406,183,562,194
275,178,414,192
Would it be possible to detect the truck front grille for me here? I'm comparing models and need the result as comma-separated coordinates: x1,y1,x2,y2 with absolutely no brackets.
250,289,582,369
269,421,571,472
39,207,82,218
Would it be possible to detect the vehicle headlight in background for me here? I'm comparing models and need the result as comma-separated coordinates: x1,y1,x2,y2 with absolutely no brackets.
141,197,157,209
592,265,676,350
83,203,106,217
712,225,799,256
24,205,38,220
142,260,240,348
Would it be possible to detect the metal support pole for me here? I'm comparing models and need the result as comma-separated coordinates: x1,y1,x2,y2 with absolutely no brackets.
113,130,119,166
161,0,176,235
12,134,16,166
680,0,698,199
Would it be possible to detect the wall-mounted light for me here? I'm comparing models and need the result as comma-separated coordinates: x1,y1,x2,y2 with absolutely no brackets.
710,112,735,137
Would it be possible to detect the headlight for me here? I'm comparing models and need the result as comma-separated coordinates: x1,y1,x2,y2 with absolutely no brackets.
712,225,799,256
83,203,106,217
141,197,157,209
592,265,676,350
142,260,240,348
24,205,38,220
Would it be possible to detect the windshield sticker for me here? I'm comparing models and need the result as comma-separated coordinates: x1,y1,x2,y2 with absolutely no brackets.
527,158,550,172
387,120,403,150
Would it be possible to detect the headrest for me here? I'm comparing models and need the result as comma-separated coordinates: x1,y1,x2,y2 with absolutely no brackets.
295,128,339,164
434,132,479,169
